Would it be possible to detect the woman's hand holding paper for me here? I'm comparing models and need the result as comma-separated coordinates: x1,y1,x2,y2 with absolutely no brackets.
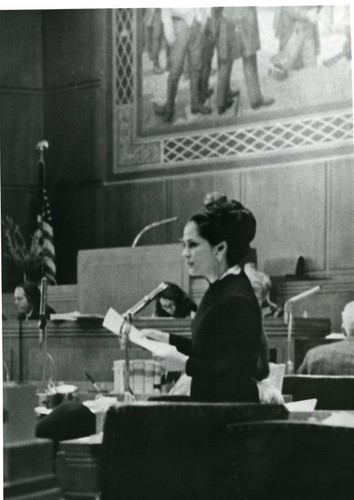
140,328,170,343
153,347,188,372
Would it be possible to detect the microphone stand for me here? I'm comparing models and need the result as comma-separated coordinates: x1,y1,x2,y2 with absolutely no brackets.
38,310,51,392
38,277,56,394
284,285,321,374
120,282,169,401
285,303,294,375
122,314,134,402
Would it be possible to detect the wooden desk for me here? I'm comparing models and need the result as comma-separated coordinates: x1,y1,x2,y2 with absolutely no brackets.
1,318,190,383
2,317,330,384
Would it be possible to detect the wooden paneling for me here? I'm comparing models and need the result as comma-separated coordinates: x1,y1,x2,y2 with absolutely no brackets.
168,170,242,242
53,184,103,284
0,92,43,185
44,85,104,185
77,244,188,315
42,10,107,88
329,158,354,270
0,10,43,88
2,318,331,383
243,162,327,273
271,276,354,331
104,179,170,248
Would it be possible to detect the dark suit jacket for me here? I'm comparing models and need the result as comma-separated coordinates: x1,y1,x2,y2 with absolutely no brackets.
17,304,56,321
298,338,354,375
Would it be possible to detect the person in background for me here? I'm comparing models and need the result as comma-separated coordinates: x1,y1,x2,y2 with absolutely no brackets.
244,262,283,318
144,8,166,74
14,281,55,321
153,8,212,122
140,192,269,402
270,6,321,80
216,6,274,113
298,301,354,375
154,282,197,319
198,7,223,105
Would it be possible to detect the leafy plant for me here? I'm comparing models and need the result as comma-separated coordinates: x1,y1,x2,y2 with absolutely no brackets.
2,215,43,282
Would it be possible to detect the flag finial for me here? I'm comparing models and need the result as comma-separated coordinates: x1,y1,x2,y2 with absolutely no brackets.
36,140,49,151
36,140,49,164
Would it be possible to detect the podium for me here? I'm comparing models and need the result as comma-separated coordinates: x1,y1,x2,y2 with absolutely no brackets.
77,244,189,315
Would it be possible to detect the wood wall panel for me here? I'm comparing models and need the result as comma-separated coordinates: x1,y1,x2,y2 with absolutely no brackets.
78,244,187,315
44,85,104,185
0,92,43,185
0,10,43,88
42,10,107,88
104,179,169,248
54,184,103,284
243,162,327,273
168,170,242,242
329,158,354,270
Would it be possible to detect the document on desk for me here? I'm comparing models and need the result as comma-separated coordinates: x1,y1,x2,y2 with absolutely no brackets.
103,308,177,357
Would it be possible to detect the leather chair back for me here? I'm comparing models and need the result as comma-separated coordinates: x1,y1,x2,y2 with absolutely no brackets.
282,375,354,409
227,420,354,500
99,402,288,500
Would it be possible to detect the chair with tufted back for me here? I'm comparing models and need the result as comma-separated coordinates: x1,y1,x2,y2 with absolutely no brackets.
282,375,354,410
99,402,288,500
227,420,354,500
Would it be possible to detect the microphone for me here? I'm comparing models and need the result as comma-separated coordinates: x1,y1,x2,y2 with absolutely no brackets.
284,285,321,374
132,217,178,247
40,277,48,317
124,282,169,318
285,285,321,308
38,277,48,345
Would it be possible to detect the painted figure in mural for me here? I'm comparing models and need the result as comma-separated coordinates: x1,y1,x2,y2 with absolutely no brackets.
144,8,167,75
153,8,212,122
270,6,321,80
198,7,223,105
216,7,275,113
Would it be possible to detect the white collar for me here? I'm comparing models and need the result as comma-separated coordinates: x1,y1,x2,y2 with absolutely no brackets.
220,265,242,280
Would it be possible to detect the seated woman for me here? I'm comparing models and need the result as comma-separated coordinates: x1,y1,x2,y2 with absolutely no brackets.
154,282,197,318
14,281,55,320
141,192,269,403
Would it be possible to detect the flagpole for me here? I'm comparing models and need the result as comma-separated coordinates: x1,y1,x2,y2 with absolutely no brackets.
35,140,56,393
36,141,48,280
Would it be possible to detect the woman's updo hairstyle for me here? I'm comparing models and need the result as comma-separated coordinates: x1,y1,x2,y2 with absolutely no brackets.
189,192,256,266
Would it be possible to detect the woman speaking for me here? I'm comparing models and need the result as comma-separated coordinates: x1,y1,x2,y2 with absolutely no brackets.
141,192,268,402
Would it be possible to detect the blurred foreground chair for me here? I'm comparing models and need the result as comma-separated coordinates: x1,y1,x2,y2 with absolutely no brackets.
99,402,288,500
282,375,354,410
227,420,354,500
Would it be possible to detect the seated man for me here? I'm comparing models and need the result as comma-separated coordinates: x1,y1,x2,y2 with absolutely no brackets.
14,281,55,320
298,301,354,375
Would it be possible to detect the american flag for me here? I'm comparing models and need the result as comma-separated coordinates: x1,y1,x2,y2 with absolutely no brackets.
37,160,56,284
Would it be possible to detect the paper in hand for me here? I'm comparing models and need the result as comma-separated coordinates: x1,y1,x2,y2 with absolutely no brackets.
103,308,126,336
103,307,178,357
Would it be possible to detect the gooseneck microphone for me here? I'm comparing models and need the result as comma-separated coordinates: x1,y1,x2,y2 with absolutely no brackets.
132,217,178,247
284,285,321,374
285,285,321,307
124,282,169,319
